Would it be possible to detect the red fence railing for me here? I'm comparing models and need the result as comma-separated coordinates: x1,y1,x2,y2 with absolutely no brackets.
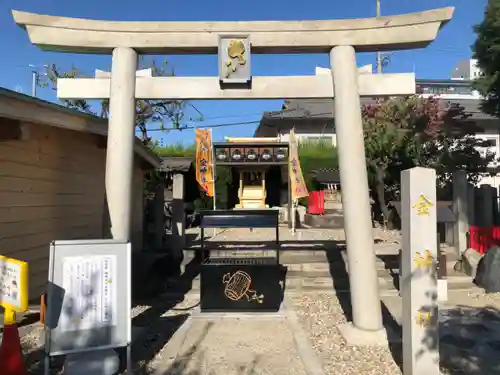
468,225,500,254
307,191,325,215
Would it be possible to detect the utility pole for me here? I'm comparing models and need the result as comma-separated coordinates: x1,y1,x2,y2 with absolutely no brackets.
29,64,48,97
376,0,382,74
31,70,38,97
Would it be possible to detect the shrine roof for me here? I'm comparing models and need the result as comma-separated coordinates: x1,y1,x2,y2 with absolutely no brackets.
158,156,193,173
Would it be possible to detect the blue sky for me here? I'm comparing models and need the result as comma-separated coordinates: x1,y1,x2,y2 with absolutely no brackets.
0,0,487,145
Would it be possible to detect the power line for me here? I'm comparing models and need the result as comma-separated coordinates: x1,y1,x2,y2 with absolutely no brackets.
148,106,318,131
148,119,260,132
148,110,338,132
196,112,267,121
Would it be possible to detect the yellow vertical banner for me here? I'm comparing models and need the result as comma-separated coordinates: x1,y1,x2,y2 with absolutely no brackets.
195,128,214,197
289,129,309,200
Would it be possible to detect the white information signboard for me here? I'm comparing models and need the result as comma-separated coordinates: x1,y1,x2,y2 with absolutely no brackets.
60,255,118,332
46,240,131,357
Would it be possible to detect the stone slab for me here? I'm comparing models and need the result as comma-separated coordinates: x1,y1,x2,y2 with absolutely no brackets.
284,300,326,375
337,322,401,347
192,306,287,320
152,313,317,375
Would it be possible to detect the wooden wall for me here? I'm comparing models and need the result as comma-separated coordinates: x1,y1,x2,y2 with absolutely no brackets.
0,121,145,301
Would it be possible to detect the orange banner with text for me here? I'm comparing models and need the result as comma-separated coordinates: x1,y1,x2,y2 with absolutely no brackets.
195,129,214,197
289,129,309,200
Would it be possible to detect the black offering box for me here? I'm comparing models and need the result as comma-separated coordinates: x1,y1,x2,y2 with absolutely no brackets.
200,257,283,312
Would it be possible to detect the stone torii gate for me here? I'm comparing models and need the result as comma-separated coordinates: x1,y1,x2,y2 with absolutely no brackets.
13,7,453,344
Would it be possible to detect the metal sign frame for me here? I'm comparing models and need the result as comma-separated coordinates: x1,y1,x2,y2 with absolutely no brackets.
44,239,132,374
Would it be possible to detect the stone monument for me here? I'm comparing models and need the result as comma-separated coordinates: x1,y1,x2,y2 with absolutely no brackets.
401,167,439,375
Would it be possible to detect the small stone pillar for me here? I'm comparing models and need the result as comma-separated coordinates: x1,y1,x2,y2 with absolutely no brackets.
153,178,165,250
452,171,469,255
467,183,476,226
401,167,439,375
480,184,494,226
172,173,185,258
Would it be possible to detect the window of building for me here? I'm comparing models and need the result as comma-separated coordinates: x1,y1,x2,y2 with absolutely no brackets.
420,85,473,96
482,139,497,148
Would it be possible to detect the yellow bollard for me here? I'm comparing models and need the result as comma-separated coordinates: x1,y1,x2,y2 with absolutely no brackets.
3,307,16,326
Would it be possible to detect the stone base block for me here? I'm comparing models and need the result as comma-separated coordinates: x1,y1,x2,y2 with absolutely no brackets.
462,248,483,279
337,322,401,347
437,279,448,303
304,213,344,228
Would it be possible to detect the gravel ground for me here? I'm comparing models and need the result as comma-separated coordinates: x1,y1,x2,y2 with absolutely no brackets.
288,293,403,375
288,291,500,375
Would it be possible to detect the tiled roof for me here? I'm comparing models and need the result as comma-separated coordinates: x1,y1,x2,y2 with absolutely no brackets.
262,97,492,121
158,157,193,173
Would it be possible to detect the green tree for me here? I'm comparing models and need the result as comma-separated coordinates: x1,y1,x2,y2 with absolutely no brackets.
362,96,495,221
153,142,196,157
40,58,202,144
472,0,500,116
298,140,338,191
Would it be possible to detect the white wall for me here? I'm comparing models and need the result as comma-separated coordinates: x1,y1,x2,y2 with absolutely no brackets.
279,132,337,146
450,59,482,81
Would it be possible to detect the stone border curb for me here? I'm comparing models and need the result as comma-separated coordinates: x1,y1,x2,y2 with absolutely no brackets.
283,298,326,375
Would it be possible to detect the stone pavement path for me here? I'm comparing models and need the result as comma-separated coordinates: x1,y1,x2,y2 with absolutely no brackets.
149,302,325,375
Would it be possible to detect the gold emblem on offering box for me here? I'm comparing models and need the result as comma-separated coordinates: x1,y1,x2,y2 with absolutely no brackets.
225,40,247,78
415,310,432,327
222,270,264,303
411,194,433,216
414,250,434,269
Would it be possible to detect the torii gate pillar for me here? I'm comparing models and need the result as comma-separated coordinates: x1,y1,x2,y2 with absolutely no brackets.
331,46,384,337
106,47,138,240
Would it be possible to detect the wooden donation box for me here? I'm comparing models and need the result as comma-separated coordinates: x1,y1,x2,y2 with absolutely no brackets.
199,210,283,312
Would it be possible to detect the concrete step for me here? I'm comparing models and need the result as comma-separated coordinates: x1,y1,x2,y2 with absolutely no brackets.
183,249,330,260
284,259,460,273
183,252,462,277
176,268,478,296
175,278,480,297
184,249,391,264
